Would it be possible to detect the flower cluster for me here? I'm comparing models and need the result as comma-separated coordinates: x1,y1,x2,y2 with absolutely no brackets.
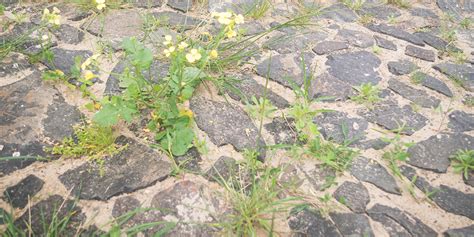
96,0,106,10
42,7,61,26
161,34,220,63
211,11,244,39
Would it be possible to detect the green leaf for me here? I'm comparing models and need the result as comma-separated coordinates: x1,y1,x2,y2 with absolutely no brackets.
182,67,206,83
93,103,119,126
93,96,138,126
171,127,194,156
121,37,153,70
181,86,194,100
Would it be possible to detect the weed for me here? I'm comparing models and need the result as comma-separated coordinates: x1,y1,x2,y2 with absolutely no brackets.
307,138,358,172
450,149,474,179
68,0,123,10
2,202,175,236
220,164,298,236
439,17,457,44
2,196,82,236
358,14,374,25
464,97,474,107
320,176,337,191
47,123,125,176
341,0,365,11
407,175,418,201
381,128,414,178
423,187,439,201
91,12,247,157
0,7,57,59
386,0,410,8
287,102,321,141
245,96,277,120
447,50,467,64
460,17,472,30
372,45,382,55
387,14,398,24
351,83,381,109
193,137,209,155
410,71,426,84
243,0,272,20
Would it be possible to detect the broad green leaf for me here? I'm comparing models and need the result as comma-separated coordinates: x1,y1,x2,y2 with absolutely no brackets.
171,127,194,156
183,67,206,83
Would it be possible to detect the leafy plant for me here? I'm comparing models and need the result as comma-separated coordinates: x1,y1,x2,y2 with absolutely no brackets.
372,45,382,54
340,0,365,11
387,14,398,24
450,149,474,179
460,17,472,30
351,83,381,109
306,137,358,172
382,129,414,178
358,14,375,25
92,12,247,157
287,103,321,141
48,123,125,176
245,96,277,119
386,0,410,8
410,71,426,84
464,97,474,107
220,163,298,236
2,203,175,236
243,0,272,19
1,201,81,237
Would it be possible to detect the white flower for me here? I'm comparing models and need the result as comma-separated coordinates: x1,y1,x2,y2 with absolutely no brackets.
178,41,188,50
163,46,176,57
212,11,233,25
185,48,202,63
163,35,173,46
96,0,106,10
234,14,244,24
41,34,49,41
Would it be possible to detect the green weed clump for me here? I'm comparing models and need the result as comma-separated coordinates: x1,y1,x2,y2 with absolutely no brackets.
245,96,277,120
351,83,381,109
450,149,474,179
48,123,125,175
1,202,175,236
87,11,247,157
220,153,298,236
381,128,414,178
340,0,365,11
386,0,410,8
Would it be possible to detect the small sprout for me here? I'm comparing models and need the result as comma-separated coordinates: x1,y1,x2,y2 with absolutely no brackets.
372,45,381,54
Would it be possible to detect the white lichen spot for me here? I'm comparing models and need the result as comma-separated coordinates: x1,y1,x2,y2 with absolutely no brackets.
175,193,216,223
